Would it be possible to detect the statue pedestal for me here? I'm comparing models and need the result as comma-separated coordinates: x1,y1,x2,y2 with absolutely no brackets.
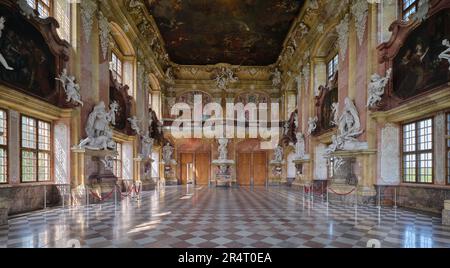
269,161,285,186
443,200,450,226
78,149,117,203
291,158,311,188
136,157,156,191
212,160,235,187
162,161,178,185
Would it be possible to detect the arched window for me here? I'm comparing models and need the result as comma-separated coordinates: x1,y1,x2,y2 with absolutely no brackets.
27,0,52,18
327,54,339,81
26,0,71,43
400,0,420,20
109,23,136,98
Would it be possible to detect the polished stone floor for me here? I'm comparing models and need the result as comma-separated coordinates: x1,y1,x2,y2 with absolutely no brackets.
0,186,449,248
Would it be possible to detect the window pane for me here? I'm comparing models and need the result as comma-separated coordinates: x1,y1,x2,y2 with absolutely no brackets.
0,148,6,183
403,123,416,152
403,154,416,183
22,151,36,182
0,110,6,146
22,116,36,149
418,152,433,183
418,119,432,151
38,121,51,151
38,152,50,181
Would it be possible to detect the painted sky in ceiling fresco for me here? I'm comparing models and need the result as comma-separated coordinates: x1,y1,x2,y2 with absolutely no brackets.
147,0,304,66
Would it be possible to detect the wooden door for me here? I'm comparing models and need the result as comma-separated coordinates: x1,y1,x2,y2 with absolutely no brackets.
237,153,252,186
253,152,267,186
180,153,193,185
195,152,210,185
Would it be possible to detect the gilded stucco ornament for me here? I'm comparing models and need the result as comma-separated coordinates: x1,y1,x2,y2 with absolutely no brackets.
351,0,369,46
80,0,97,43
336,14,350,59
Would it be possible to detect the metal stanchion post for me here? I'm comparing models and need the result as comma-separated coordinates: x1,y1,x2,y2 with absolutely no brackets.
44,185,47,210
394,187,398,209
326,186,329,204
86,187,89,207
377,185,381,209
114,185,117,206
62,186,65,209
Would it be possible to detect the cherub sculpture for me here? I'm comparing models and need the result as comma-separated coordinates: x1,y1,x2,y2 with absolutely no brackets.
56,69,84,106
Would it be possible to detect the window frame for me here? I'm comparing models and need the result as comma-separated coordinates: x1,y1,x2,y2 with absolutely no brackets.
113,142,123,179
0,108,8,184
27,0,53,18
327,54,339,81
110,50,124,84
20,115,53,183
400,0,420,21
446,113,450,185
401,117,434,184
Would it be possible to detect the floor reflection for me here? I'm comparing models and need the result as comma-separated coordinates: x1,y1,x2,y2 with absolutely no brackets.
0,186,449,248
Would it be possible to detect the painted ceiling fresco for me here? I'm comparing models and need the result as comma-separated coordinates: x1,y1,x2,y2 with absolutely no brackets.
146,0,304,66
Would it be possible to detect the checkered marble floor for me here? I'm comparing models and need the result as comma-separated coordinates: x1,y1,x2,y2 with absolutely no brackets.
0,186,450,248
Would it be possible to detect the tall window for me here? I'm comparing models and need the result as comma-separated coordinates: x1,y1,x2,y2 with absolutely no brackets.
110,52,123,84
21,116,51,182
27,0,52,18
0,109,7,184
327,54,339,80
447,113,450,184
402,118,433,184
113,142,122,179
401,0,419,20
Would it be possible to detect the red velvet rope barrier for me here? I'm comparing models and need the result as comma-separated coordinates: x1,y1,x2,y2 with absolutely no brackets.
327,187,356,196
89,187,116,201
304,185,325,194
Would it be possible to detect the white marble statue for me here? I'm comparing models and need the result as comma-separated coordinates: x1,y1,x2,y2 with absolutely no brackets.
140,130,154,160
283,121,290,135
77,101,118,150
17,0,36,19
331,102,339,126
128,116,141,136
162,142,174,165
439,39,450,71
272,68,281,87
367,69,392,107
307,117,318,135
273,145,284,163
339,98,363,139
165,67,175,84
327,98,365,154
294,113,299,131
218,138,229,160
215,67,238,90
55,69,84,106
295,132,305,160
0,17,13,71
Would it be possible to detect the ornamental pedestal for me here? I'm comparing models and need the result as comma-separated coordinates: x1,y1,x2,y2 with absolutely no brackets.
328,150,377,205
212,160,235,187
72,148,118,203
269,160,285,186
292,158,312,188
162,161,178,185
443,200,450,226
136,157,156,191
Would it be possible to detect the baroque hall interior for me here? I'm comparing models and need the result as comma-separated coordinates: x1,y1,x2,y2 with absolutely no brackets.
0,0,449,249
